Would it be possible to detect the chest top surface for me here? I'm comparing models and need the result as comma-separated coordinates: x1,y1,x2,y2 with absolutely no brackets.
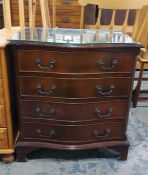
8,27,142,49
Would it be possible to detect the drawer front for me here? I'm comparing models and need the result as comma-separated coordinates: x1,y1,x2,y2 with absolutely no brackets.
20,77,131,99
0,128,8,148
0,79,4,105
55,9,81,27
22,122,125,142
20,100,128,122
0,105,6,127
17,50,133,73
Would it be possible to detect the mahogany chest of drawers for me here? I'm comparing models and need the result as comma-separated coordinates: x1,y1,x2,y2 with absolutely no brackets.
8,29,141,161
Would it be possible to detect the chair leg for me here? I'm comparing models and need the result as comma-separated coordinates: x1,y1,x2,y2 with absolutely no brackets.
132,61,144,108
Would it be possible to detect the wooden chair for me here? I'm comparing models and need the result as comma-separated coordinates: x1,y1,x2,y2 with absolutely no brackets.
2,0,56,31
79,0,148,39
132,7,148,107
1,0,58,46
79,0,148,108
3,0,36,30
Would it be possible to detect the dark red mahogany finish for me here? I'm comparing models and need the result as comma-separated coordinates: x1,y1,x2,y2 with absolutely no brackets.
8,41,141,162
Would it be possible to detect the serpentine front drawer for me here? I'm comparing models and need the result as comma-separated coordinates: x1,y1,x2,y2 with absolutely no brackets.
22,121,125,143
17,50,134,74
20,100,128,122
19,76,131,99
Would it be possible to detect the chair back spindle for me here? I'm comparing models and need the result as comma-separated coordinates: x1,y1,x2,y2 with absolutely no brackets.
2,0,11,29
2,0,53,29
18,0,25,28
40,0,51,28
52,0,56,28
29,0,37,28
136,9,148,49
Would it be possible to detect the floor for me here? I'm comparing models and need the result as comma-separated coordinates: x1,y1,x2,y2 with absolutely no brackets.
0,100,148,175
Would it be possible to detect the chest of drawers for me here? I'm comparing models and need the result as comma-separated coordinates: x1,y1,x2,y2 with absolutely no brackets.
0,45,17,163
8,28,141,162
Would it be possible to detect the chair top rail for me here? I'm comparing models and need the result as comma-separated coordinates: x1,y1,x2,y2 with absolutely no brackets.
79,0,148,9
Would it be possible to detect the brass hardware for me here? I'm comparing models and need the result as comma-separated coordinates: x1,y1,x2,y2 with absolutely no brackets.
96,85,115,96
92,129,111,139
36,84,56,96
97,59,117,70
35,107,55,117
36,129,56,138
35,58,56,70
94,108,113,118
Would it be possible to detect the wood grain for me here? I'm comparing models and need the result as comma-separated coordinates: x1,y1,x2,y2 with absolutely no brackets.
0,79,4,105
10,40,141,161
19,76,131,99
0,105,6,127
0,47,16,160
0,47,15,148
17,49,134,74
79,0,148,35
10,0,82,28
0,57,1,78
0,128,8,149
20,100,128,122
22,121,125,143
3,0,11,29
11,8,81,28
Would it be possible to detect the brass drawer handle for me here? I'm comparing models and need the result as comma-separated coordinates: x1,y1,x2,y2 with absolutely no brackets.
36,129,56,138
93,129,111,139
97,59,117,70
36,84,56,96
96,85,115,96
62,0,71,4
34,107,55,117
94,108,113,118
35,58,56,70
62,17,70,23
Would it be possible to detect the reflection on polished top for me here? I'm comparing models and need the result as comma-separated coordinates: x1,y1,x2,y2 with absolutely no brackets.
9,27,139,46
